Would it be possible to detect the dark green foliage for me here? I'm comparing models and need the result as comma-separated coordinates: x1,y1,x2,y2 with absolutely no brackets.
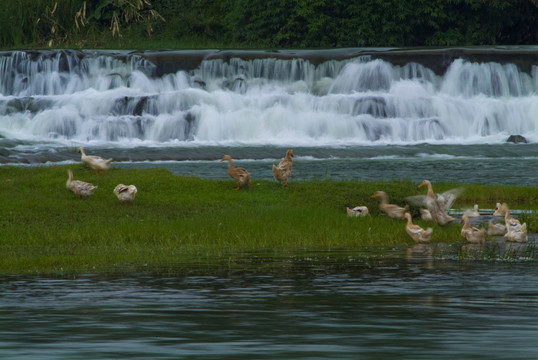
0,0,536,49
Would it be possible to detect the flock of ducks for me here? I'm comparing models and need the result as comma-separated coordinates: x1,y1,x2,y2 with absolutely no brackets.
65,147,137,205
219,149,294,190
67,146,528,244
348,182,528,244
66,147,294,202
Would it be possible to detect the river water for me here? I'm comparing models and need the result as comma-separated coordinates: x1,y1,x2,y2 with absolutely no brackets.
1,248,537,360
0,48,537,358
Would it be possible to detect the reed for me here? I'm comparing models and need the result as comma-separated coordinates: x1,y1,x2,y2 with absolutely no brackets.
0,165,536,275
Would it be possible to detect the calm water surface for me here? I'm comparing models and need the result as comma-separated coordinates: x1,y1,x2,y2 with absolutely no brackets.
1,242,537,360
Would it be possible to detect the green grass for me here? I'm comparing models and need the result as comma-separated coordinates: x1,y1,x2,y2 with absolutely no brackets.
0,165,536,275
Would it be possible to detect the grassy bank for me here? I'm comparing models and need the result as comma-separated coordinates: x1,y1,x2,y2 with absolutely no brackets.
0,165,536,275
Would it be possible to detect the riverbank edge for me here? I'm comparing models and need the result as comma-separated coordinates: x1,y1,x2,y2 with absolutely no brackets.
1,165,536,276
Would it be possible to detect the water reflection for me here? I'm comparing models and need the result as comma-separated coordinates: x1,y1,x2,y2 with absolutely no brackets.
406,243,434,268
1,244,537,360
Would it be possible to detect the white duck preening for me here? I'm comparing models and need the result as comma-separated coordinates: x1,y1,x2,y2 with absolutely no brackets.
504,223,527,243
420,208,433,221
113,184,138,205
79,146,113,175
402,212,432,243
371,191,409,219
346,206,369,217
460,214,485,244
498,203,527,242
500,203,522,231
66,170,97,199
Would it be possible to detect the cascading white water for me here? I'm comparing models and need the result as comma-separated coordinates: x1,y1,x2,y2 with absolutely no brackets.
0,50,536,147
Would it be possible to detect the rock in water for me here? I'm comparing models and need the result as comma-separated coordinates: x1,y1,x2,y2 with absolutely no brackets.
506,135,528,143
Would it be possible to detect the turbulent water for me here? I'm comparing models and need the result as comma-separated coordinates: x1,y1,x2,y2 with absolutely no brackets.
0,48,537,185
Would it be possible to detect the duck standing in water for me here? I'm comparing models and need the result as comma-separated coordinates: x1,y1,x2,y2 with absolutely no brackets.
460,214,485,244
499,203,527,243
463,204,480,217
504,223,527,243
487,220,506,236
492,203,504,217
220,155,251,190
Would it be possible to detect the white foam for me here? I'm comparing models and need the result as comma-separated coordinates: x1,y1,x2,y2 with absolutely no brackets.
0,52,537,149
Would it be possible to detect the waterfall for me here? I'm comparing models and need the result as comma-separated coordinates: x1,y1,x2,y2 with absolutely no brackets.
0,50,536,147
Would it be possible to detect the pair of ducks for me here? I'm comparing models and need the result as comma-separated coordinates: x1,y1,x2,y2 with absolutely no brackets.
66,147,137,204
492,203,527,242
66,170,137,204
220,149,294,190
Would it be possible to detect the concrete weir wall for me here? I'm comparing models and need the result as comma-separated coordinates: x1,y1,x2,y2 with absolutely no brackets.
135,47,538,76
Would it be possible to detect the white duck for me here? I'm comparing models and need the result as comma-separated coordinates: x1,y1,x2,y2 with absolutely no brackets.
463,204,480,217
497,204,527,243
492,202,504,217
346,206,369,217
504,223,527,243
113,184,138,205
500,203,522,231
420,208,433,221
371,191,409,219
487,220,506,236
412,180,457,226
79,146,113,175
460,214,485,244
406,180,462,212
66,170,97,199
402,212,432,243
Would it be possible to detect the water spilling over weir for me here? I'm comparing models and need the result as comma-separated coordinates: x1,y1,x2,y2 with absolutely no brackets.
0,48,536,149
